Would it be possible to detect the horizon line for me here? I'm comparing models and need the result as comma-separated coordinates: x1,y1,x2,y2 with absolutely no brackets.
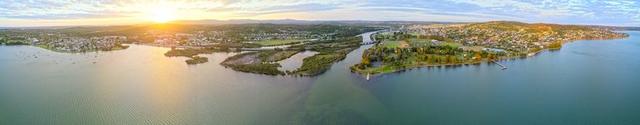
0,19,637,28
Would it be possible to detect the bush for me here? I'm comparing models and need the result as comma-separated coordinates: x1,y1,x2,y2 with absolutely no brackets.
186,56,209,65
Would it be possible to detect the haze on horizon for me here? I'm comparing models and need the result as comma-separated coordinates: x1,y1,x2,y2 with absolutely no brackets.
0,0,639,27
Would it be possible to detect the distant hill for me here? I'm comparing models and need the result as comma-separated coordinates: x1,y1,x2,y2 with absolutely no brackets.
461,21,640,32
1,19,637,31
584,25,640,31
174,19,455,25
173,20,640,31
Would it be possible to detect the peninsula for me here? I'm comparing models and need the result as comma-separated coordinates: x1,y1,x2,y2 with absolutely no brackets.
350,21,629,75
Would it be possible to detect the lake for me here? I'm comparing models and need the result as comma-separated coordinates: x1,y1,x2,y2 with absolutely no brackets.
1,31,639,125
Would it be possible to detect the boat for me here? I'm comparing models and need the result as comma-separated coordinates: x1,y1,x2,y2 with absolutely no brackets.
366,73,370,81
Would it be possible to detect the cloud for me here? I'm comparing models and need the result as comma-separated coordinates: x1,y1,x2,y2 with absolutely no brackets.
437,0,639,25
0,0,638,26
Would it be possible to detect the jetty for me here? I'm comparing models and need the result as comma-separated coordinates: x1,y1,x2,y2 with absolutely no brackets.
491,60,508,70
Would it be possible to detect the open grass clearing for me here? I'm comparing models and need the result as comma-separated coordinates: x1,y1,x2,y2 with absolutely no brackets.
255,39,306,46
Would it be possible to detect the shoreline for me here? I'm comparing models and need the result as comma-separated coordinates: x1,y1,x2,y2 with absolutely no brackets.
351,35,630,77
1,44,131,54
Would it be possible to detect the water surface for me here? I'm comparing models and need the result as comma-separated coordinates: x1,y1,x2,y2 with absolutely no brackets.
1,31,639,125
277,51,318,72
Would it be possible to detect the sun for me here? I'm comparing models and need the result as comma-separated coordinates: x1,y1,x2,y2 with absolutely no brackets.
146,6,177,23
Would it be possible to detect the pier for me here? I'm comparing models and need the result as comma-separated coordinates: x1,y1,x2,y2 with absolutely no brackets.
491,60,508,70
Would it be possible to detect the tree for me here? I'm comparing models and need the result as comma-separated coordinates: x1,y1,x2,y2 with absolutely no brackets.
361,55,371,67
474,53,482,61
548,41,562,49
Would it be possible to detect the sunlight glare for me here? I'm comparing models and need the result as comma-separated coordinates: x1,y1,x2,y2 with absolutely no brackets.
146,5,177,23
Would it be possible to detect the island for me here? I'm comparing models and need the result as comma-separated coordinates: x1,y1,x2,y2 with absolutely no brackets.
220,36,364,76
350,21,629,75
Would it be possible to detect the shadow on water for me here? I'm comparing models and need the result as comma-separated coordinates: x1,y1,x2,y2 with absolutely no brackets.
292,32,391,124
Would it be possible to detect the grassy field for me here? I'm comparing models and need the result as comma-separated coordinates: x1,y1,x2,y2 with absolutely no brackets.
255,39,305,46
441,42,462,48
406,38,433,47
380,40,409,48
380,40,400,48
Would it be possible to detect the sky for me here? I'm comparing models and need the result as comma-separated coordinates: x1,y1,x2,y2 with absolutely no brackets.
0,0,639,27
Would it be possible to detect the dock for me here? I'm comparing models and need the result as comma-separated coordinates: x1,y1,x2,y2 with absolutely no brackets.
491,60,508,70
